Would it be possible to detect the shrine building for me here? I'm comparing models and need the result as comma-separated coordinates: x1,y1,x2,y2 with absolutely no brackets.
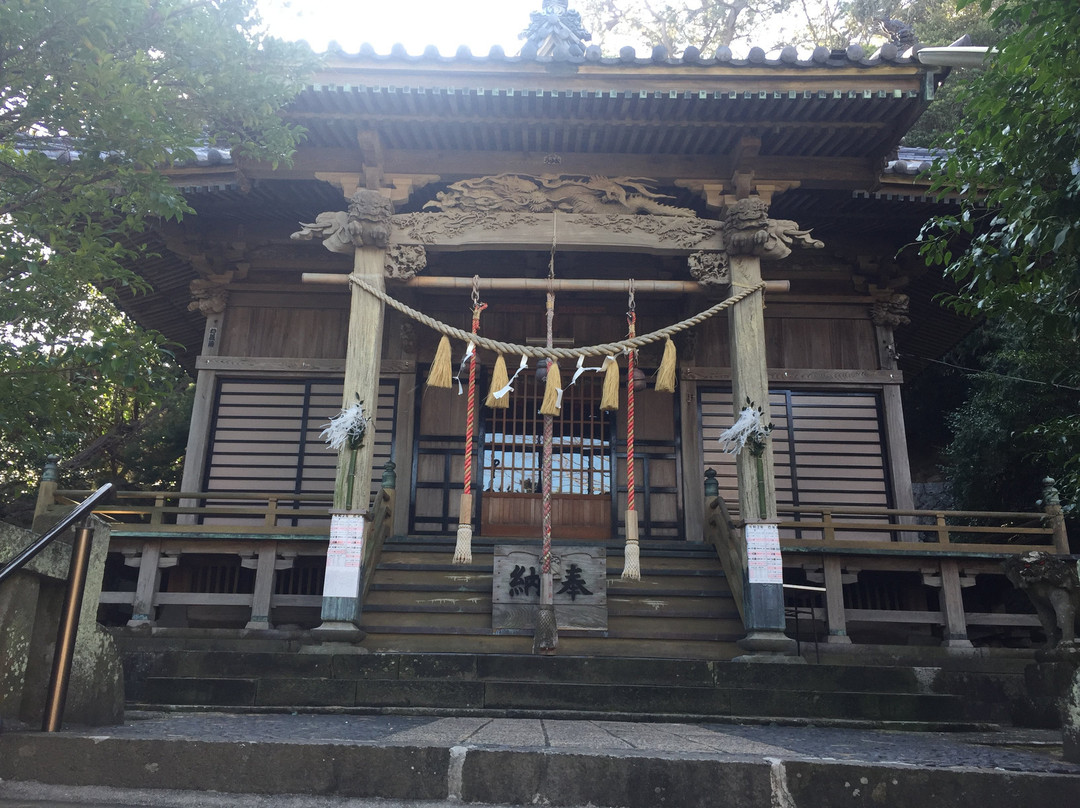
53,2,1068,666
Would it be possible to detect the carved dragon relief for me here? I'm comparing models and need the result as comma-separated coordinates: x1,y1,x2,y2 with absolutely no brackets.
289,180,823,277
291,188,394,255
723,197,824,261
423,174,696,217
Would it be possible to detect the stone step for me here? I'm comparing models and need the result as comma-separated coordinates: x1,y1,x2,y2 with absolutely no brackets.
119,651,1015,726
122,650,967,693
134,675,984,724
1,715,1076,807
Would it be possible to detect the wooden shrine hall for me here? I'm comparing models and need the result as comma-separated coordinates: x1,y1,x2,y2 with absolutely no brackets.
60,2,1070,662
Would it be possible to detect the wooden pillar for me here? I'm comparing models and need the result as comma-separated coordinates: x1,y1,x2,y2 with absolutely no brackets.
180,309,225,497
126,540,162,627
244,543,279,630
939,559,973,648
729,254,777,523
728,251,796,657
822,557,851,644
317,245,386,634
680,380,705,542
874,321,916,542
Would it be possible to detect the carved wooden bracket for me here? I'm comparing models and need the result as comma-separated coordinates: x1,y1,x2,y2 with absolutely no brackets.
870,291,911,327
385,245,427,280
188,277,230,316
688,251,730,286
314,172,441,208
676,178,802,211
722,197,824,261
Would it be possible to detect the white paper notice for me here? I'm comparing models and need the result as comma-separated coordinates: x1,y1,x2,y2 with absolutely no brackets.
324,513,365,597
745,522,783,584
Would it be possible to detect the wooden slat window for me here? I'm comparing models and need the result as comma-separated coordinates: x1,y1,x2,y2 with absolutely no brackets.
700,389,892,516
204,378,398,521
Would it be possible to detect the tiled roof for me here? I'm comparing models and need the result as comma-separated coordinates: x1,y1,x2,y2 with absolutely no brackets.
323,40,923,69
15,139,231,168
885,146,945,176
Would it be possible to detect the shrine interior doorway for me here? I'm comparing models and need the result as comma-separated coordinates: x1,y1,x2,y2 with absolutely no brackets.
480,372,613,540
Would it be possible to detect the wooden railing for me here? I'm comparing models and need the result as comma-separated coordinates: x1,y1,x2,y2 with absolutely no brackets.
705,491,1069,648
46,474,397,631
53,489,335,533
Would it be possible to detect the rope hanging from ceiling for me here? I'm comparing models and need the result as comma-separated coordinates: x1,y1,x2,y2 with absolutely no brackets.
346,274,765,360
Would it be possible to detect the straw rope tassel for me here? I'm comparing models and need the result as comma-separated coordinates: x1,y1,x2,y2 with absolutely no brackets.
539,358,562,416
427,335,453,389
655,337,677,393
485,353,510,409
600,356,620,411
622,294,641,580
454,294,486,564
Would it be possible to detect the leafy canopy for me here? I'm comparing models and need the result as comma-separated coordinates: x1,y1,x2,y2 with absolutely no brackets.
0,0,317,504
579,1,793,56
918,0,1080,509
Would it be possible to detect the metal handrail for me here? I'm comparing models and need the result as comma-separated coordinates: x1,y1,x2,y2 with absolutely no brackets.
0,483,113,584
0,483,113,732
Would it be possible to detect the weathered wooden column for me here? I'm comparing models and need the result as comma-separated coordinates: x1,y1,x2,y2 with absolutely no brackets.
308,190,393,637
725,198,799,658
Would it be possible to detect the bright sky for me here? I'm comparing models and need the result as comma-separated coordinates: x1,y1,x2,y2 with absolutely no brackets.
259,0,544,56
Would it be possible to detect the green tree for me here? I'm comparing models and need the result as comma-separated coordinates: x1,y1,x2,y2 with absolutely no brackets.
0,0,317,507
579,1,793,55
919,0,1080,510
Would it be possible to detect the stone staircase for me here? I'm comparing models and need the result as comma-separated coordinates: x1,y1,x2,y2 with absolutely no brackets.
118,644,1024,730
358,535,744,659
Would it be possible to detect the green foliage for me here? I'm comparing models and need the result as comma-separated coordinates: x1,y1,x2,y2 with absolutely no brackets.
0,0,317,499
902,1,1008,147
579,1,793,55
916,0,1080,509
927,321,1080,517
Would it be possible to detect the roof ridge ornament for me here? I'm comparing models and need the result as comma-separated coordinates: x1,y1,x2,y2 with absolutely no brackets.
520,0,592,62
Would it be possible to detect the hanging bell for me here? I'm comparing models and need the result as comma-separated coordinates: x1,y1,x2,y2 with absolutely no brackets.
535,357,548,384
633,367,646,391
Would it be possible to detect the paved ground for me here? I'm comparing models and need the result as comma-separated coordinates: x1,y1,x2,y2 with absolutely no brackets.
1,712,1077,807
12,711,1076,772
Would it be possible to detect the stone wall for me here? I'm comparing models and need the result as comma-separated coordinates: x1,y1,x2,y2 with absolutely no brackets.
0,519,123,727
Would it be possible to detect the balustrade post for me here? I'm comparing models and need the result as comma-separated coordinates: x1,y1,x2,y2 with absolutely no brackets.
32,455,60,534
1043,478,1071,554
935,513,949,545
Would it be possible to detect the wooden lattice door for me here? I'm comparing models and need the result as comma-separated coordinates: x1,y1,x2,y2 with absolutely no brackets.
479,374,613,539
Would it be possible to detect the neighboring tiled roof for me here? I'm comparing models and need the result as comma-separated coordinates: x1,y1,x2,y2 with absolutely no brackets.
323,40,923,69
15,139,232,168
885,146,945,176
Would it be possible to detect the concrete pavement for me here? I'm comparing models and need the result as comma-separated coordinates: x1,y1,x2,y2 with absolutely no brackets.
1,712,1078,806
